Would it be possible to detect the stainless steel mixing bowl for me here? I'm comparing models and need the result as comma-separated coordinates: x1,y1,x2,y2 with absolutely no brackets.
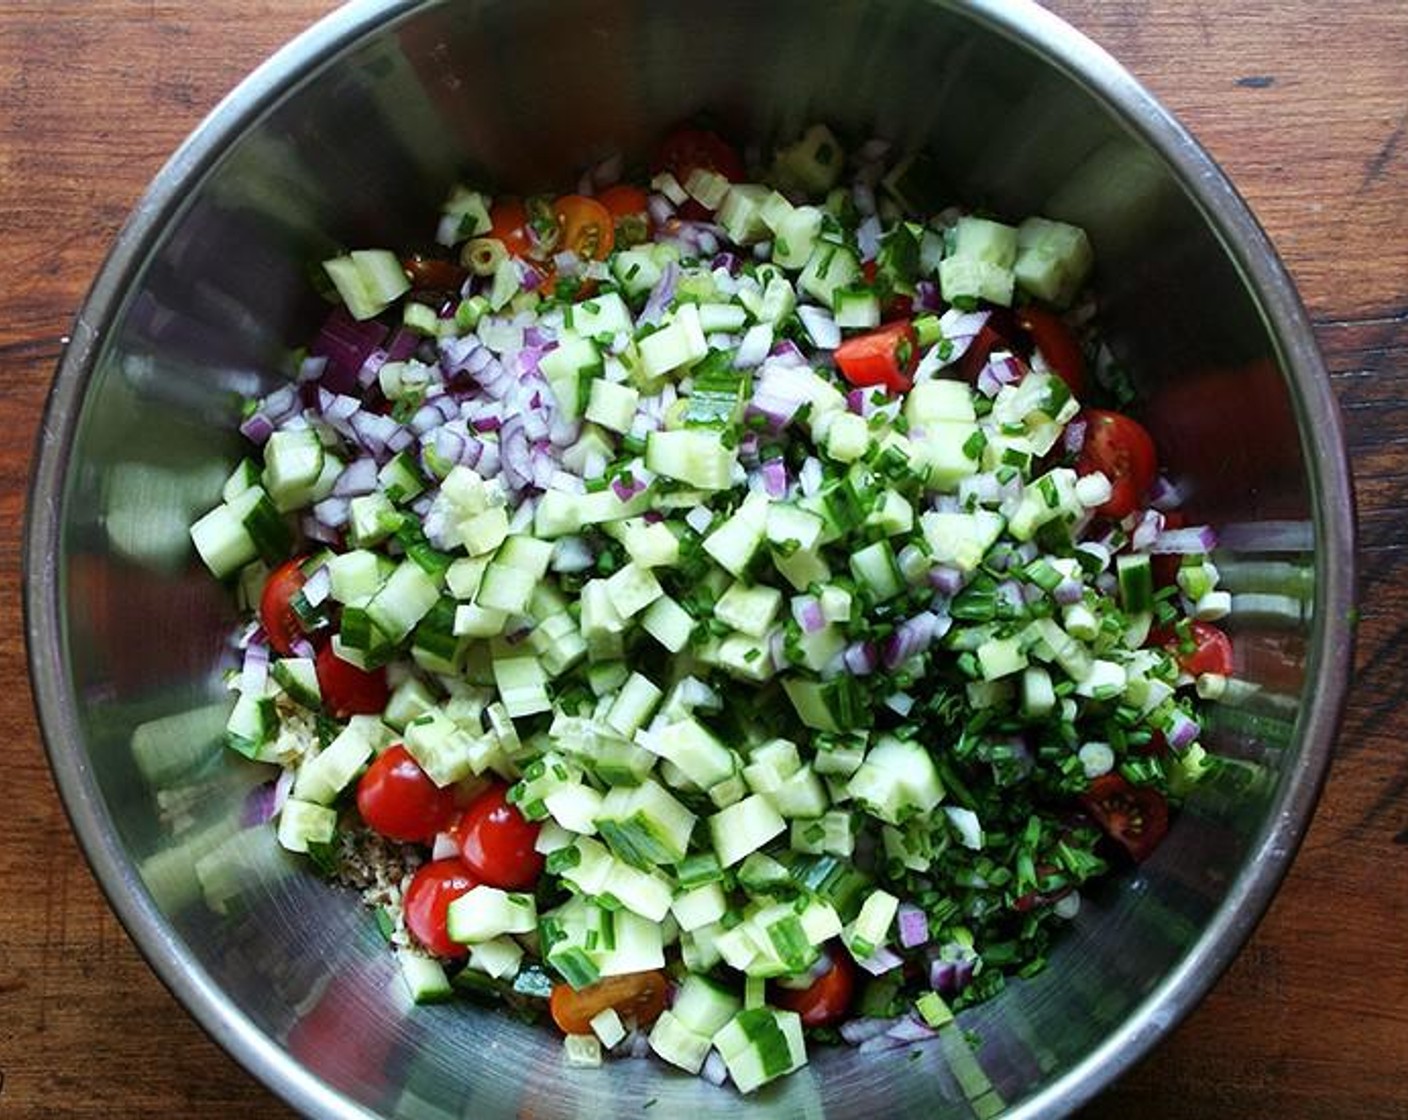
25,1,1355,1116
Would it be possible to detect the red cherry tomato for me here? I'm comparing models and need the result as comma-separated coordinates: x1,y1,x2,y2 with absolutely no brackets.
404,858,479,959
596,184,651,246
355,745,459,844
652,127,745,219
1077,409,1158,518
771,944,856,1028
954,309,1019,383
315,641,390,718
487,197,535,259
1156,620,1235,677
1079,773,1169,862
259,557,308,656
549,971,669,1034
834,320,920,394
457,783,544,891
1017,305,1085,395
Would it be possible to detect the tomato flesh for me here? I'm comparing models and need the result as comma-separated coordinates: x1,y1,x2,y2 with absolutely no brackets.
403,858,479,959
355,744,458,844
549,971,669,1034
487,197,535,259
770,945,856,1028
456,783,544,891
315,642,390,718
596,184,651,247
259,557,308,656
1080,774,1169,861
834,320,920,394
1077,409,1158,518
1157,620,1235,677
1017,305,1085,395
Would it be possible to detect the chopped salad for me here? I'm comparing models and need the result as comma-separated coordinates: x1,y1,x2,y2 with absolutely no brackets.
188,123,1232,1094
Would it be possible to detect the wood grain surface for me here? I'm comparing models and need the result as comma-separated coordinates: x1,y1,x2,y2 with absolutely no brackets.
1,2,1404,1116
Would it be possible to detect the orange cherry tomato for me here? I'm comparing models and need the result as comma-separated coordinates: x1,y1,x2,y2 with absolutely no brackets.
834,320,920,394
771,944,856,1028
1076,409,1158,518
549,970,669,1034
259,556,308,656
597,184,651,246
1079,773,1169,862
554,195,615,262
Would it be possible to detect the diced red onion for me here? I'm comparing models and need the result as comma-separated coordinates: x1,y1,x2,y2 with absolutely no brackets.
840,1016,899,1045
629,1029,652,1059
884,691,915,717
290,637,316,660
1150,525,1218,554
357,347,390,389
646,193,675,228
936,308,991,362
928,565,966,597
313,495,350,529
300,515,341,545
1132,509,1166,551
240,641,269,695
913,279,943,312
1053,576,1085,605
857,946,904,976
856,214,883,260
995,580,1025,614
769,338,807,365
239,411,276,445
976,353,1024,398
298,355,328,383
385,327,420,364
792,595,826,633
310,307,388,394
711,251,741,275
701,1050,729,1087
241,779,281,827
1148,473,1186,511
897,904,930,949
885,1014,939,1043
843,641,878,676
332,457,379,497
1165,709,1201,750
760,457,788,499
639,261,679,326
1063,418,1088,455
883,611,941,669
799,456,823,497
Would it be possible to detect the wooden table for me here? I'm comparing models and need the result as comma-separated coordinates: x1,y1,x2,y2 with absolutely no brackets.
1,2,1403,1115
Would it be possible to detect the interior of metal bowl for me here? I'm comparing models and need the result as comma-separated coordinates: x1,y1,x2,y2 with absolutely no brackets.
25,1,1354,1117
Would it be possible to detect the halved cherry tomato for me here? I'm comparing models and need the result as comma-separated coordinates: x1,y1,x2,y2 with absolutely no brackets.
771,944,856,1028
259,557,308,656
1017,305,1085,395
549,970,670,1034
404,858,479,959
487,197,535,258
652,127,745,218
834,320,920,394
597,184,651,246
1156,620,1235,677
315,641,390,718
355,744,459,844
1076,409,1158,518
401,252,468,292
456,782,544,890
1079,773,1169,861
557,194,615,258
954,309,1019,383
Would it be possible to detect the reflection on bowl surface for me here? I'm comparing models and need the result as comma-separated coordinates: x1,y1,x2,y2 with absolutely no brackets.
26,1,1353,1118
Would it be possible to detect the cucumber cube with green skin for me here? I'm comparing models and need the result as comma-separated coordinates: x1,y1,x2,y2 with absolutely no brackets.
276,798,336,853
600,860,675,923
648,1010,714,1075
645,428,738,491
493,656,551,718
604,518,679,568
594,909,666,977
322,249,410,321
713,583,783,638
977,635,1029,681
403,709,476,786
604,562,663,619
594,778,697,867
772,205,824,270
703,491,770,576
366,560,441,643
765,503,824,553
294,719,376,804
639,303,708,379
713,1008,808,1094
717,183,773,245
1014,216,1093,308
641,594,696,653
566,291,634,337
673,973,742,1038
905,379,976,427
396,949,454,1003
262,429,324,512
798,242,861,309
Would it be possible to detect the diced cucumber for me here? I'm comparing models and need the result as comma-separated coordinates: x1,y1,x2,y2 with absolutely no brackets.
798,242,860,309
584,379,639,435
445,885,537,943
648,1010,714,1075
1014,216,1093,308
276,798,336,853
703,491,770,576
644,718,736,790
322,249,411,321
403,709,476,786
713,1008,807,1094
366,560,441,643
671,882,729,932
843,889,899,960
645,428,737,491
717,183,772,245
594,778,697,867
709,794,787,868
397,949,453,1004
493,656,551,718
674,973,742,1038
639,303,708,379
294,719,377,805
845,735,945,825
605,672,663,738
468,936,524,980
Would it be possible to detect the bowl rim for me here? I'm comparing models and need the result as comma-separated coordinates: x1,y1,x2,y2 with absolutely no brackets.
24,1,1355,1117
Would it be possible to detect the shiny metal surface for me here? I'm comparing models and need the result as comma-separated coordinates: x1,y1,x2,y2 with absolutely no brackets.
25,1,1354,1117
